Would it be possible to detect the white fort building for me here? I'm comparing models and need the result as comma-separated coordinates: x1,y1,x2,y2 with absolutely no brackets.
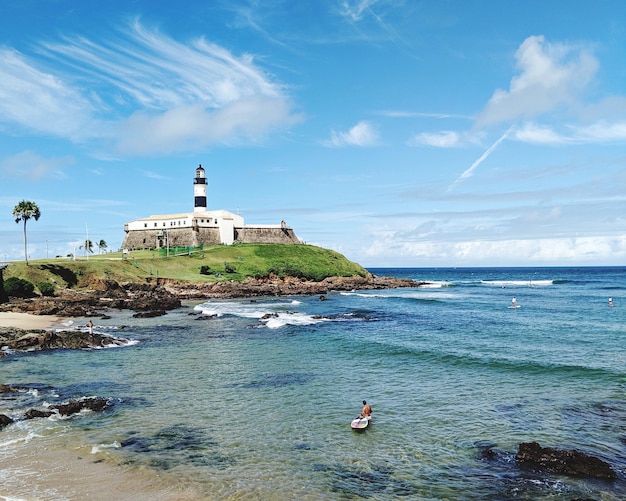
122,165,300,251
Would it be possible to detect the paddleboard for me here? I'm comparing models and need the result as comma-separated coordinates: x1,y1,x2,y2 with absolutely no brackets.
351,416,370,430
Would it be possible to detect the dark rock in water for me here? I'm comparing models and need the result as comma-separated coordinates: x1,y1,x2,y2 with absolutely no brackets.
132,310,166,318
0,384,22,393
0,327,129,353
25,408,54,419
516,441,617,479
0,414,14,429
195,314,217,320
52,397,109,416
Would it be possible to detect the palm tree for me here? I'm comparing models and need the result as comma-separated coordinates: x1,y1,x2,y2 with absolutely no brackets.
98,239,108,254
80,239,94,255
12,200,41,265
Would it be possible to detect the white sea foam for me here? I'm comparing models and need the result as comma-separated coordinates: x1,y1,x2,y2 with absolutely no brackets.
0,431,39,449
195,299,307,320
260,312,325,329
481,279,554,287
419,281,453,288
91,441,121,454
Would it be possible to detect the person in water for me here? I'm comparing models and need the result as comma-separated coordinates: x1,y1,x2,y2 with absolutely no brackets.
361,400,372,418
511,297,517,307
86,320,94,334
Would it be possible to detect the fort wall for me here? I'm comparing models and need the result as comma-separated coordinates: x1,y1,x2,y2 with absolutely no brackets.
234,226,300,244
122,226,300,250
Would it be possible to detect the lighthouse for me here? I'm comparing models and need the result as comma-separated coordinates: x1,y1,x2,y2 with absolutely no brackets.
194,164,207,212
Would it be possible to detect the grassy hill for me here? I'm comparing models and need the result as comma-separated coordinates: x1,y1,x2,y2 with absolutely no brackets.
3,244,368,292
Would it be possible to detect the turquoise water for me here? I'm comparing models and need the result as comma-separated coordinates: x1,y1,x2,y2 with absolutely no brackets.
2,267,625,499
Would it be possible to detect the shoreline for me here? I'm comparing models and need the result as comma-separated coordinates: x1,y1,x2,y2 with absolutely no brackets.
0,312,63,330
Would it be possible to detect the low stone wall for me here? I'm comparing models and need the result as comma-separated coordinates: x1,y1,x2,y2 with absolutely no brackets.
235,227,300,244
121,226,299,250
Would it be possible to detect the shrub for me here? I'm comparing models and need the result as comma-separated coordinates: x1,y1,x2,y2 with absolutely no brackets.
199,265,212,275
38,282,55,296
4,277,35,298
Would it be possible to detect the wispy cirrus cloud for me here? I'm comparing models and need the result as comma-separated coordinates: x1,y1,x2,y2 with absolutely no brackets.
0,19,300,156
408,130,462,147
514,121,626,144
379,110,473,120
324,120,379,147
0,151,73,180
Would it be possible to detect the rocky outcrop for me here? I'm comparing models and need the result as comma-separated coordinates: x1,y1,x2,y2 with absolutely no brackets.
133,310,166,318
0,274,421,318
0,282,181,318
516,441,617,479
1,395,110,429
25,408,54,419
0,414,13,429
152,274,424,300
52,397,109,416
0,327,129,353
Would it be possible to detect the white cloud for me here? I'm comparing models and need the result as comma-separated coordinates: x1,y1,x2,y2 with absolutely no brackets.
571,121,626,142
116,96,297,155
0,20,299,155
514,120,626,145
363,234,626,266
513,122,569,144
0,151,73,180
408,130,461,147
0,48,100,141
325,120,379,147
476,35,598,127
340,0,381,22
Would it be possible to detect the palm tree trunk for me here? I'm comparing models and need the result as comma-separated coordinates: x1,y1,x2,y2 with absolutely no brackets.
23,220,29,265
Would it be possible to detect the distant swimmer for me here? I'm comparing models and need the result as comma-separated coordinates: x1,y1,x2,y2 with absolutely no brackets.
609,297,614,307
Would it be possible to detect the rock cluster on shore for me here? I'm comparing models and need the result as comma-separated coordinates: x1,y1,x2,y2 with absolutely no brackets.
0,327,130,354
0,384,111,430
0,274,424,318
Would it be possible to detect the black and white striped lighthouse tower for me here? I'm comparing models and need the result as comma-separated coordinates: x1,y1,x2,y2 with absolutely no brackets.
193,164,207,212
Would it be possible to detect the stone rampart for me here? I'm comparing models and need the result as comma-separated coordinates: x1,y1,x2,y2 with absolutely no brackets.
235,227,300,244
122,226,299,250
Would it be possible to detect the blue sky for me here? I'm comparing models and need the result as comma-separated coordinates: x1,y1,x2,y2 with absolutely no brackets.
1,0,625,267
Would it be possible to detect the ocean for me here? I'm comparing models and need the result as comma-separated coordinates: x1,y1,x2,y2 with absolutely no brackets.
1,267,625,500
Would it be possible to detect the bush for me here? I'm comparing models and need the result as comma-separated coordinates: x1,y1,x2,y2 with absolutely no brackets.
199,265,212,275
4,277,35,298
38,282,55,296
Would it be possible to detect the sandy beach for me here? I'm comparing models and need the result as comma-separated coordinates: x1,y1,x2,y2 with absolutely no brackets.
0,312,62,330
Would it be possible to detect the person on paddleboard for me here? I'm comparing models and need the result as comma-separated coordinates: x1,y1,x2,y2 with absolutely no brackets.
361,400,372,418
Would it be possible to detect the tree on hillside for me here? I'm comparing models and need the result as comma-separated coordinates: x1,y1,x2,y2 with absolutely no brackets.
80,239,94,255
98,239,108,254
12,200,41,266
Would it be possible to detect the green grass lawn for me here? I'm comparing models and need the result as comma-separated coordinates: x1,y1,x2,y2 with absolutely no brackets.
4,244,368,291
